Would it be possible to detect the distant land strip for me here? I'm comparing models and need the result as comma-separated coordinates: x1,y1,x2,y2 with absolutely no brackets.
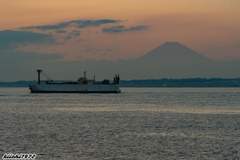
120,78,240,87
1,78,240,87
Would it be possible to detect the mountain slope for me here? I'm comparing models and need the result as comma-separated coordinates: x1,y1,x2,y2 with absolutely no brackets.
120,42,230,79
137,42,214,64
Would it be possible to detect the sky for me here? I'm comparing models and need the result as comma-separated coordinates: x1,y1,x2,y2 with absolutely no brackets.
1,0,240,81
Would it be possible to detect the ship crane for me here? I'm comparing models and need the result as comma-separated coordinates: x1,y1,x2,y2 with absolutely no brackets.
36,69,53,84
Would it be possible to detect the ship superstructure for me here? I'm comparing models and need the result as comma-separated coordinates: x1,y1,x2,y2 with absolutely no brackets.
29,70,121,93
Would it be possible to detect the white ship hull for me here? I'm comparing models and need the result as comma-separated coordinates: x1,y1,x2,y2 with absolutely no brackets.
29,70,121,93
29,83,121,93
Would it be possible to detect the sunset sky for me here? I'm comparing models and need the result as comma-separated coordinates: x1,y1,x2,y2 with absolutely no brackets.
1,0,240,61
1,0,240,81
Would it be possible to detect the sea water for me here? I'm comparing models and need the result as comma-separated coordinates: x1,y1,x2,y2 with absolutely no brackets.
0,87,240,160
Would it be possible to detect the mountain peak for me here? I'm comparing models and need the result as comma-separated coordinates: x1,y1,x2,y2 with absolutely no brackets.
138,42,213,63
148,42,196,55
163,41,182,45
159,42,189,51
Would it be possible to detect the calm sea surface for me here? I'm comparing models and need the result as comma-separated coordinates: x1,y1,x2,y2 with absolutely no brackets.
1,87,240,160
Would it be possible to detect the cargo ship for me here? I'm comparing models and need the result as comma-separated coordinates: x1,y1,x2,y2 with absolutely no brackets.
29,70,121,93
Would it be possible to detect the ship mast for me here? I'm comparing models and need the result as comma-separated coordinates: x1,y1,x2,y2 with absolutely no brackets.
84,71,87,79
37,69,42,84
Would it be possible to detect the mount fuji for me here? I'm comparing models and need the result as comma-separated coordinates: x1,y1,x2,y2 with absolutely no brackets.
112,42,240,79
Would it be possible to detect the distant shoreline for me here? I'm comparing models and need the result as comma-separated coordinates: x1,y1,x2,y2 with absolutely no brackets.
1,78,240,87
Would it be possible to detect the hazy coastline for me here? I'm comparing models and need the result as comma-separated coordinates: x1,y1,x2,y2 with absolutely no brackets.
1,78,240,88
